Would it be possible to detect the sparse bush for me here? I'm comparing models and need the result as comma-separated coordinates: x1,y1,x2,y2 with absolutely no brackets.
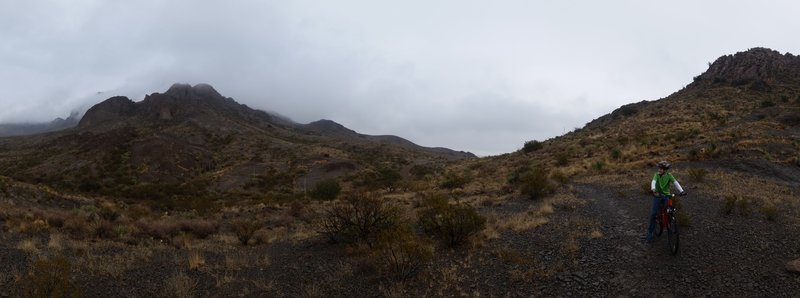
555,152,570,166
320,194,401,247
230,219,262,245
522,140,543,153
410,164,438,179
440,171,470,189
417,194,486,247
610,148,622,160
309,179,341,201
736,197,752,217
592,161,605,172
762,204,779,221
17,254,81,297
687,168,708,182
550,170,569,185
722,195,737,215
760,100,775,108
509,164,553,200
377,224,433,281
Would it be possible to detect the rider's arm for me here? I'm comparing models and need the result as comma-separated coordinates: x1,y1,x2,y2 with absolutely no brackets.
650,179,656,192
673,180,684,193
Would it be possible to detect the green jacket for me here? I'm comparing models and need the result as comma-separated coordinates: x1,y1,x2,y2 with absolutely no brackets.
652,172,683,196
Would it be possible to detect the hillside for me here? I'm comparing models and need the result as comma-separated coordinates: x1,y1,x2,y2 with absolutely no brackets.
0,48,798,296
0,83,473,208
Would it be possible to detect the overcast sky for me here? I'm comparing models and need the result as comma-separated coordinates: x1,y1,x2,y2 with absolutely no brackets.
2,1,799,155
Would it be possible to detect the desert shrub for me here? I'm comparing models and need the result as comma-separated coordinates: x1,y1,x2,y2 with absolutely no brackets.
410,164,438,179
320,194,401,247
687,168,708,182
417,194,486,247
522,140,543,153
91,220,116,239
440,171,470,189
551,170,569,185
230,219,262,245
760,100,775,108
376,224,434,281
310,179,341,201
179,219,218,239
592,161,605,172
737,197,751,217
722,195,737,215
98,206,120,222
555,152,570,166
762,205,779,221
511,165,553,200
17,254,81,297
135,220,174,240
610,148,622,160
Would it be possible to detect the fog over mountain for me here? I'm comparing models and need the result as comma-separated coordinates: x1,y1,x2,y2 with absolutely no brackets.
2,1,800,155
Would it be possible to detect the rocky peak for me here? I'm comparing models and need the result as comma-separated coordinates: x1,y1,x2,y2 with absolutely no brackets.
78,96,136,127
164,83,224,100
693,47,800,87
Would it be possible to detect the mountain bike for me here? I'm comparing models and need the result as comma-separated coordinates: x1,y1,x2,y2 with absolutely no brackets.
653,193,686,255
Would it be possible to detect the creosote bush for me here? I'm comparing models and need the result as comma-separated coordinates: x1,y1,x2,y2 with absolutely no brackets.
417,193,486,247
320,193,401,247
509,165,553,200
440,171,470,189
376,224,433,281
522,140,543,153
17,254,81,297
309,179,341,201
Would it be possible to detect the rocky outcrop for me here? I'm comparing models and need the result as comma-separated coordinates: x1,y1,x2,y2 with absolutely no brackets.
692,47,800,88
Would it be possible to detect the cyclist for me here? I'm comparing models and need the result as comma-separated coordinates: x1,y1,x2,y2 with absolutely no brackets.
645,161,686,243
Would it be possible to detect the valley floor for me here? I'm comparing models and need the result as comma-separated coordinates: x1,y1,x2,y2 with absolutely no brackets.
2,172,799,297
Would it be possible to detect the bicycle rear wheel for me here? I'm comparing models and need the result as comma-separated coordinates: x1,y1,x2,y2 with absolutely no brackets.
667,214,679,255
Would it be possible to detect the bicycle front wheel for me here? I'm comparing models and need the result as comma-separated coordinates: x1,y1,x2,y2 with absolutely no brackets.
667,215,679,255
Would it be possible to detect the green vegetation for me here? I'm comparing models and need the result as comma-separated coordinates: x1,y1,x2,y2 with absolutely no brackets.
509,164,553,200
417,194,486,247
522,140,543,153
440,171,470,189
309,179,341,201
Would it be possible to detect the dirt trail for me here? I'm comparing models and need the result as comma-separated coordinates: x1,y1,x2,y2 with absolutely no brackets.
556,183,800,297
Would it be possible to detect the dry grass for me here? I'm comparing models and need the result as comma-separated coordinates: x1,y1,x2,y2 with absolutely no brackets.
253,227,289,244
17,239,39,255
188,250,205,271
47,233,66,252
589,229,604,239
165,271,197,298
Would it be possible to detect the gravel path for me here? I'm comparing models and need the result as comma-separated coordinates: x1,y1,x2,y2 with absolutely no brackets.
557,182,800,297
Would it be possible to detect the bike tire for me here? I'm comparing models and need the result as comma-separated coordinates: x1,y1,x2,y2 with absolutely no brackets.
654,213,663,237
667,215,679,255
